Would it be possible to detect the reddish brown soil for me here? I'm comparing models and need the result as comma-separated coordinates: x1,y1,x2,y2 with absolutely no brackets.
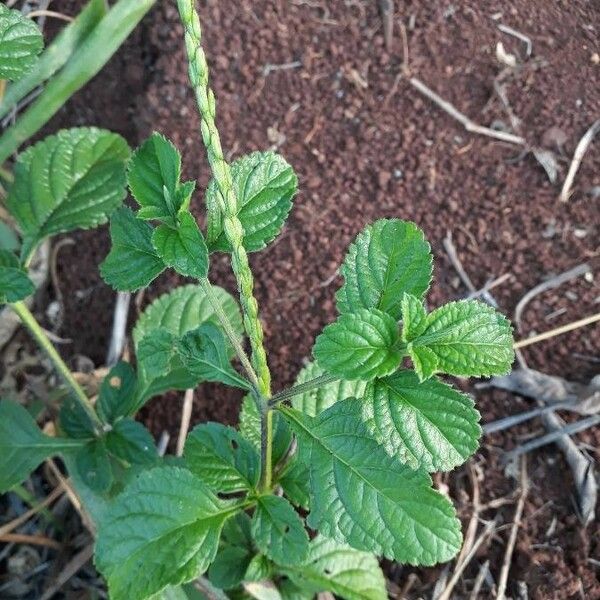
37,0,600,597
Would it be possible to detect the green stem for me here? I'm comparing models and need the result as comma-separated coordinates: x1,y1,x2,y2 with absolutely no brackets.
260,406,273,490
198,277,260,392
10,301,102,433
269,373,339,408
176,0,271,398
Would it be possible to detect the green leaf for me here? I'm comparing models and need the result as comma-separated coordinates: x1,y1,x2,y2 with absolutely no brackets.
252,495,308,565
177,323,250,390
152,211,209,279
239,395,292,466
106,418,157,466
0,401,83,492
6,127,130,261
95,466,242,600
184,422,260,493
222,511,253,550
313,309,402,380
0,5,43,81
133,284,243,401
0,250,34,302
0,221,19,251
128,132,194,224
100,206,165,291
97,362,137,424
60,395,97,439
137,328,177,380
401,293,427,339
279,459,310,509
362,371,481,472
208,546,252,590
292,361,367,417
207,151,297,252
336,219,432,320
280,400,462,565
75,439,113,494
244,555,273,583
279,535,387,600
403,295,514,380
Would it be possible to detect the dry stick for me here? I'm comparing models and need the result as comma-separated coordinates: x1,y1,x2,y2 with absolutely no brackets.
497,457,529,600
0,532,61,550
468,560,490,600
408,77,526,145
559,119,600,202
514,262,591,331
513,311,600,349
106,291,131,367
27,9,74,22
177,388,195,457
378,0,394,52
39,543,94,600
0,484,64,537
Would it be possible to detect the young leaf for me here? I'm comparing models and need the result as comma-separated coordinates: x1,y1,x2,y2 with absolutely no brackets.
313,309,402,380
0,401,83,492
208,546,252,590
136,328,177,380
105,418,157,466
206,151,297,252
279,459,310,509
292,361,367,417
184,422,260,493
100,206,165,291
280,400,462,565
127,132,194,224
152,211,209,279
0,5,43,81
336,219,433,320
251,495,309,565
278,535,387,600
95,466,243,600
401,293,427,339
362,371,481,472
239,395,292,466
97,362,137,424
0,250,34,302
177,322,251,390
75,439,114,494
6,128,130,260
403,295,514,380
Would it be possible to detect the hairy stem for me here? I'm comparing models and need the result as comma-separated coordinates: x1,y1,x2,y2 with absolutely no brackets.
11,301,102,433
198,278,259,391
176,0,271,396
260,406,274,490
269,373,340,407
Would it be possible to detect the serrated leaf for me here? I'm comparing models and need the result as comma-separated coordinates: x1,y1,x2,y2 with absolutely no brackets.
362,371,481,472
244,555,273,583
0,252,34,302
95,466,242,600
279,535,387,600
403,295,514,380
184,422,260,493
137,328,177,380
0,222,19,251
222,511,253,550
60,395,97,439
292,361,367,417
128,132,194,224
207,151,297,252
280,400,462,565
239,395,292,466
0,401,83,492
97,362,137,424
6,128,130,261
100,206,165,291
208,546,252,590
133,284,243,401
401,293,427,340
152,211,209,279
252,495,309,565
336,219,433,319
279,458,310,509
75,439,113,494
177,323,250,390
0,5,43,81
106,418,157,466
313,309,402,381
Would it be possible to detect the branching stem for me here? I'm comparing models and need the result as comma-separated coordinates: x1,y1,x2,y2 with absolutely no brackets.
10,300,102,433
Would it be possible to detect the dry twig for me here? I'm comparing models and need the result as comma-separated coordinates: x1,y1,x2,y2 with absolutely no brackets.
39,543,94,600
497,457,528,600
514,311,600,349
559,119,600,202
177,389,195,457
0,532,61,549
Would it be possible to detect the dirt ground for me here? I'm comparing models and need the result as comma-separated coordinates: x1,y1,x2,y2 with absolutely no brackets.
17,0,600,597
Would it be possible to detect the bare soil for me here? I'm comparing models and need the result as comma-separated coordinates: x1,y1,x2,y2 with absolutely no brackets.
23,0,600,597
